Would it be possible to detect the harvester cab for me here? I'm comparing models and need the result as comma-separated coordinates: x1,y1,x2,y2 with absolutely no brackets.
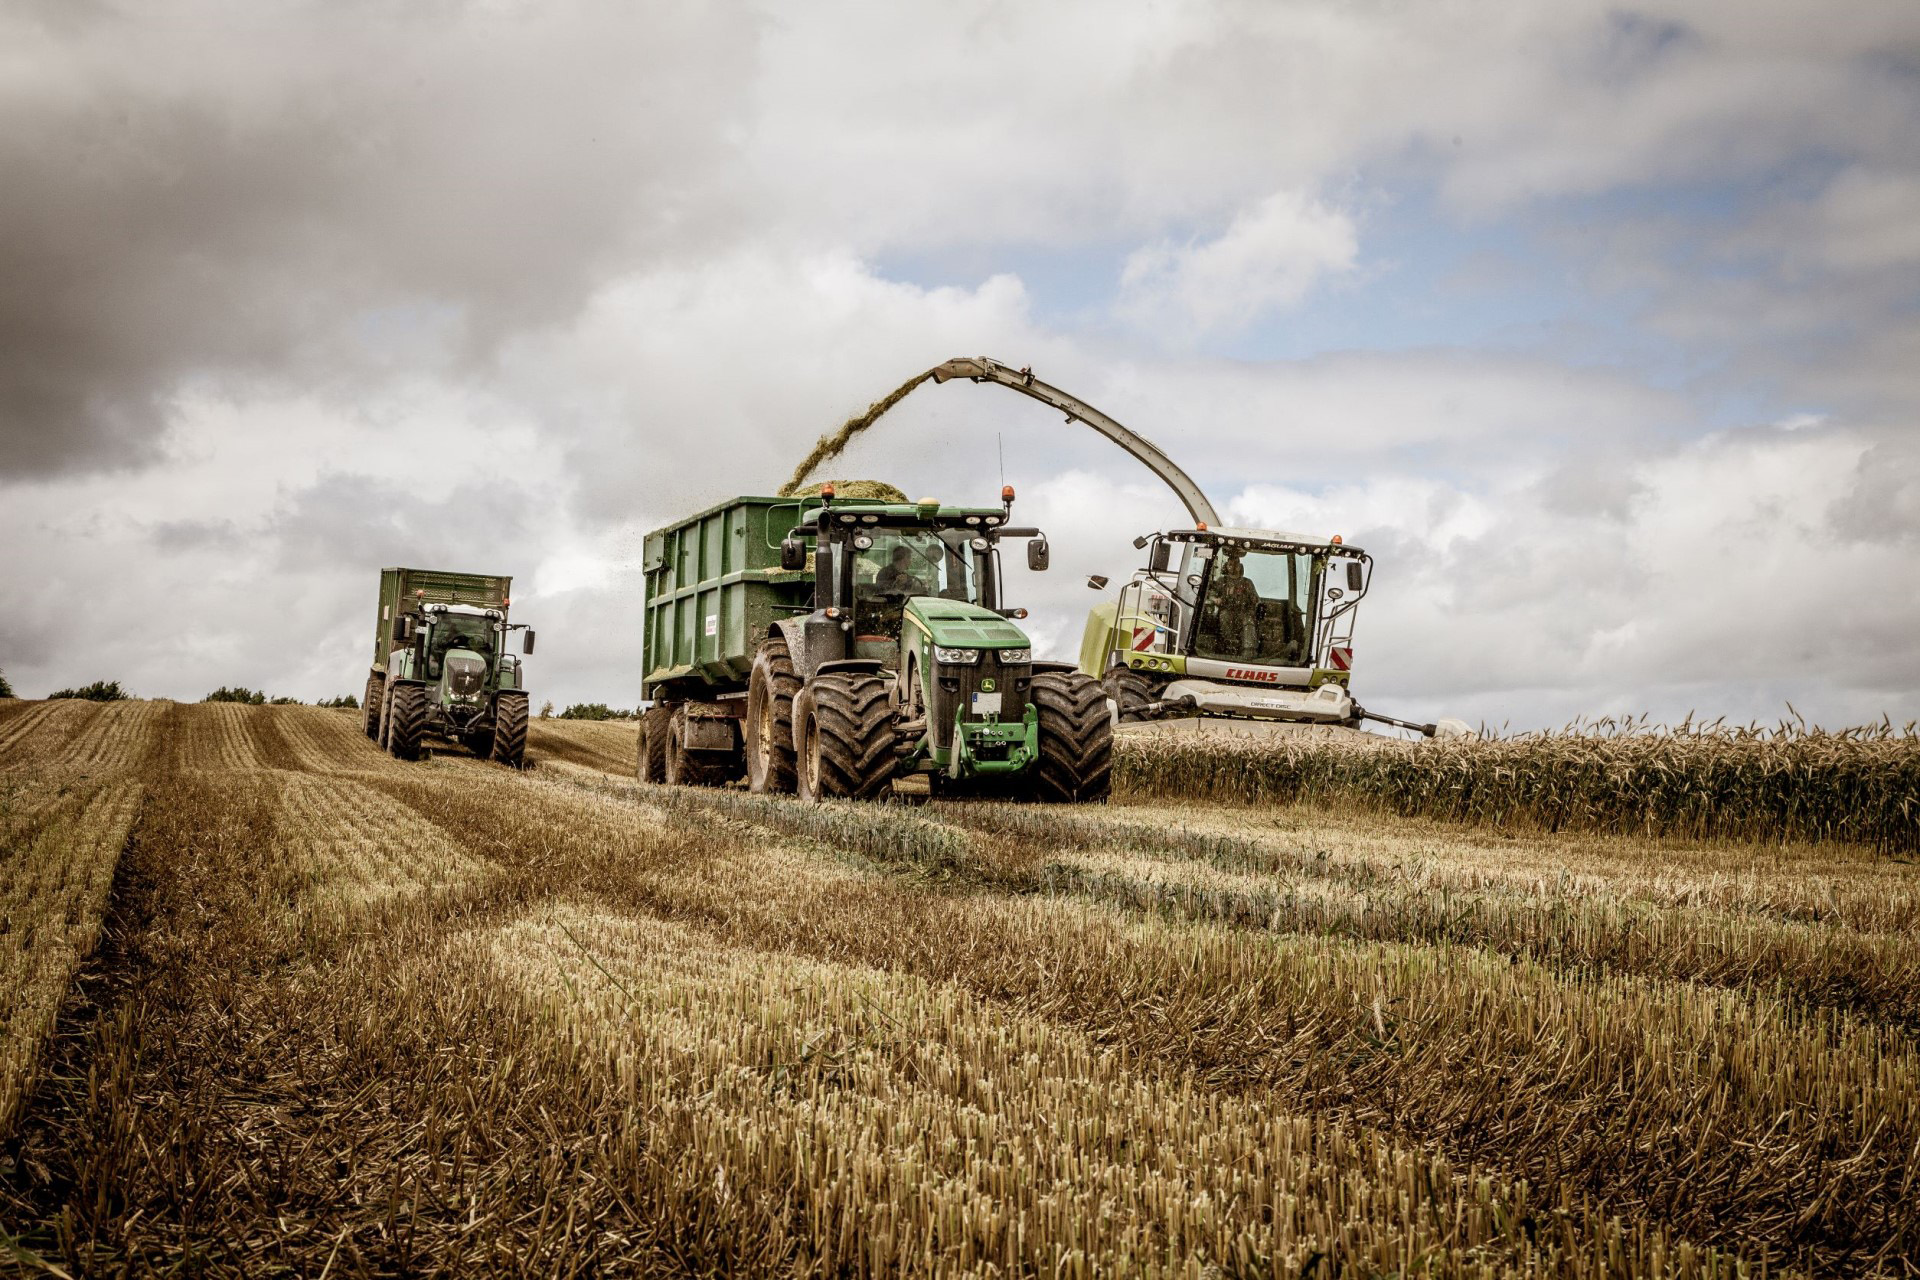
1083,526,1372,728
365,568,534,766
637,486,1112,803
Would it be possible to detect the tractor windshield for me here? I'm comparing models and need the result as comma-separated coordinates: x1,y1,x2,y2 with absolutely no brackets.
850,529,982,638
427,611,498,677
1191,545,1319,667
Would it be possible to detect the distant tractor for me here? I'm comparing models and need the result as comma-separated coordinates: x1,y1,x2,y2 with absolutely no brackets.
639,487,1111,801
365,567,537,765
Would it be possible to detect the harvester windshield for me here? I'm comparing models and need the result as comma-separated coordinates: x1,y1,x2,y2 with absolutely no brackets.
1191,545,1318,666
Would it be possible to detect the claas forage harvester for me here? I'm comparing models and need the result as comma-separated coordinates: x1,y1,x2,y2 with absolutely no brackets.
638,486,1111,802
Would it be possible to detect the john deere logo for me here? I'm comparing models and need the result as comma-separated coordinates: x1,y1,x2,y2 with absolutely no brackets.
980,677,996,692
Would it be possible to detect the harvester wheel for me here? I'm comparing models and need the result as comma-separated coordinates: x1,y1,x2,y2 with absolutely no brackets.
746,636,801,794
793,673,895,802
664,706,731,787
386,683,428,762
638,704,672,782
1102,665,1160,723
491,691,528,767
1031,671,1113,802
363,671,385,739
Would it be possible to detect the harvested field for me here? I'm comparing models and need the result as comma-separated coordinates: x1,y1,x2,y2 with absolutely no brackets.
1,701,1915,1276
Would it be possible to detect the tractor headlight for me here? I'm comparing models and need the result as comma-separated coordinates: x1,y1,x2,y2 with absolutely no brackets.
998,647,1031,664
933,645,981,665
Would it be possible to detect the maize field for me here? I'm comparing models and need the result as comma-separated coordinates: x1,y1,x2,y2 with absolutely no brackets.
1117,719,1920,853
0,699,1915,1276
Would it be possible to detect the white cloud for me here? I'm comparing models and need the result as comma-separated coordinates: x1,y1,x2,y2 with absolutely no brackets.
1118,191,1358,334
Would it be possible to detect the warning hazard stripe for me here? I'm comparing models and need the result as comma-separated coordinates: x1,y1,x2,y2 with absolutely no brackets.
1132,627,1158,651
1328,646,1352,671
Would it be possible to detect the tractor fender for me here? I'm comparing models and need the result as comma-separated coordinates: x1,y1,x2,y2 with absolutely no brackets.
1029,660,1078,675
773,613,850,681
816,658,884,677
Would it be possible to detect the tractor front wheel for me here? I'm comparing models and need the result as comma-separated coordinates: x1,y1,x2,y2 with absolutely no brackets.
491,691,529,768
1031,671,1113,802
793,673,895,802
638,703,672,782
363,670,385,739
386,683,428,762
746,635,801,794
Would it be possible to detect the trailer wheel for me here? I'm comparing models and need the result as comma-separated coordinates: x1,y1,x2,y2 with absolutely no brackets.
386,683,428,762
793,673,895,802
1102,665,1160,723
665,706,730,787
363,671,385,739
1031,671,1113,802
491,691,529,768
638,704,672,782
746,636,801,794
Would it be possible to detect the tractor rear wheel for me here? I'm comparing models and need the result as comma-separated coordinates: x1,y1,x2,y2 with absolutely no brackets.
363,671,385,739
1102,665,1160,723
386,683,428,762
664,706,731,787
746,635,801,794
793,673,895,802
1030,671,1113,802
491,691,528,767
638,704,672,782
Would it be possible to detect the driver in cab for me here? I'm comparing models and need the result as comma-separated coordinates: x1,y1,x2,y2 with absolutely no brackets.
874,545,930,597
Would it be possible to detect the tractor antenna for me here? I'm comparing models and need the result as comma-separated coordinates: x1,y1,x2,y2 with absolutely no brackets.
997,432,1006,491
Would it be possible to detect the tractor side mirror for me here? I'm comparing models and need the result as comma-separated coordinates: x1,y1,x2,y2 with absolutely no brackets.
1131,534,1150,550
393,616,410,644
1087,574,1110,591
1149,541,1173,574
1346,562,1363,592
780,537,806,572
1027,538,1050,572
522,629,536,655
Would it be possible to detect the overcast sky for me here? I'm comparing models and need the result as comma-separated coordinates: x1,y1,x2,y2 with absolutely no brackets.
2,0,1916,730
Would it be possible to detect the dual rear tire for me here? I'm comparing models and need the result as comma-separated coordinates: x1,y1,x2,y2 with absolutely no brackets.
746,636,801,793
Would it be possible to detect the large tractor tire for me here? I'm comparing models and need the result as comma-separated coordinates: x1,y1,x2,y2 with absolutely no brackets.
363,670,385,739
746,635,801,794
793,673,895,802
1102,664,1160,723
664,706,732,787
1030,671,1113,802
386,683,428,762
637,704,672,782
491,691,529,768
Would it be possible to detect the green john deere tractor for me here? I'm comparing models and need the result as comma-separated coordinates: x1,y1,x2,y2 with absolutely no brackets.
639,485,1111,802
364,567,537,766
